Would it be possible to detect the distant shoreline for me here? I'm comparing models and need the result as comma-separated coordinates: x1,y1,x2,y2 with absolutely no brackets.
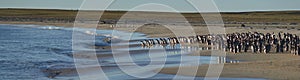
1,8,300,23
1,8,299,32
2,8,300,13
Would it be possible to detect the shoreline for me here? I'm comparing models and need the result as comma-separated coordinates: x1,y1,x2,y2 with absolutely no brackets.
2,22,300,79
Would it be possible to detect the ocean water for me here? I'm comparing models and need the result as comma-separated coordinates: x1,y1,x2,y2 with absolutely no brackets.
0,24,265,80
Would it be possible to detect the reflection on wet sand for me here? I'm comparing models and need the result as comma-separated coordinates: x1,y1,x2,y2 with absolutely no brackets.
44,36,243,80
35,27,249,80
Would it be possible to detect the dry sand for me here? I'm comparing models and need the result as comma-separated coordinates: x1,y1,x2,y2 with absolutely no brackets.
2,21,300,37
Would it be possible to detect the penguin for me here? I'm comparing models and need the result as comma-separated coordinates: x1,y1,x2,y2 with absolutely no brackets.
140,41,145,46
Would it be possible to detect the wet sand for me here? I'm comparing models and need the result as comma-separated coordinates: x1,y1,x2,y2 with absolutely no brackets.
158,50,300,80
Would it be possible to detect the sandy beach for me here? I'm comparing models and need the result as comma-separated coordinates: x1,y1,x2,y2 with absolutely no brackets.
7,21,300,79
1,9,300,80
158,50,300,80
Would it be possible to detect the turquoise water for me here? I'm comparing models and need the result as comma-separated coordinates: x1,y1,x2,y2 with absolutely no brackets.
0,24,265,80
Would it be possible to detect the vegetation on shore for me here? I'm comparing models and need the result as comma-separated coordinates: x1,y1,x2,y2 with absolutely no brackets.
1,8,300,24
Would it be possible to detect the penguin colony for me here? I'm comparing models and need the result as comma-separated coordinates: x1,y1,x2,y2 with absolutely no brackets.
140,32,300,55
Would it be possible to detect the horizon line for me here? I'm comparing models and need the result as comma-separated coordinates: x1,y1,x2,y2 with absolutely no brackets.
1,7,300,13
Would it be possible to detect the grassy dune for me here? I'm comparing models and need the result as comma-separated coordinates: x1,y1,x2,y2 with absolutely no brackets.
1,8,300,23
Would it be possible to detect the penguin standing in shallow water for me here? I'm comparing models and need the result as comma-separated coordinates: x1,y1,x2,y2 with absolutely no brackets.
140,41,145,46
156,39,161,45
